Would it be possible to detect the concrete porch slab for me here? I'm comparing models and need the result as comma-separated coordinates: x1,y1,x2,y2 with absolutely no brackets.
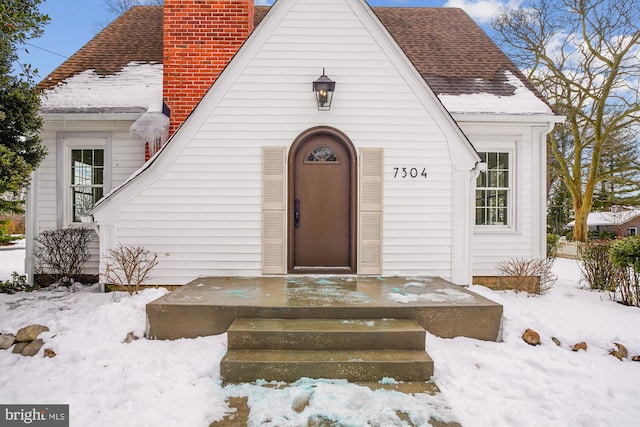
146,276,502,341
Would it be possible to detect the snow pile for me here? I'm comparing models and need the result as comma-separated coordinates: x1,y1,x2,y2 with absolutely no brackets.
439,70,554,115
2,253,640,426
0,286,227,426
40,62,163,112
430,259,640,426
225,379,456,426
387,287,476,304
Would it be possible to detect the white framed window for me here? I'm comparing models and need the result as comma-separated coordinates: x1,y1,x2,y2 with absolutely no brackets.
57,133,112,227
71,148,104,222
629,227,637,236
476,151,513,228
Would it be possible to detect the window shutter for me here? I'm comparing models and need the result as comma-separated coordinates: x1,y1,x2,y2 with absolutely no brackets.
262,147,286,274
359,148,383,274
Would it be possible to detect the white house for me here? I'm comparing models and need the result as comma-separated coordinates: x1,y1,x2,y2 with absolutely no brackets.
27,0,562,287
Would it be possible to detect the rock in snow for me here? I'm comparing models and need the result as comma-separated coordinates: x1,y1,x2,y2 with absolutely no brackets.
522,329,541,346
0,333,16,350
21,339,44,357
609,342,628,360
1,324,50,357
11,342,29,354
572,342,588,352
16,324,49,342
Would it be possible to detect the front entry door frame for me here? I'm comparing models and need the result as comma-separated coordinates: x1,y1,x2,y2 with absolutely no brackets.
287,126,358,274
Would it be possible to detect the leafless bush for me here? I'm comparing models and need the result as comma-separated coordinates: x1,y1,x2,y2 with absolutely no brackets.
496,257,558,295
33,228,94,286
102,245,159,295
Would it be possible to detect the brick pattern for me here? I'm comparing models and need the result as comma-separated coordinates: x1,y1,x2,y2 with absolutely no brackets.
163,0,254,136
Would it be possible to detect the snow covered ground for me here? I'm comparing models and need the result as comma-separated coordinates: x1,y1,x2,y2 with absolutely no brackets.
1,245,639,426
0,239,25,281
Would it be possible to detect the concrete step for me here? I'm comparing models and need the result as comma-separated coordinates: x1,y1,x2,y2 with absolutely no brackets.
227,318,426,351
146,276,503,342
220,349,434,383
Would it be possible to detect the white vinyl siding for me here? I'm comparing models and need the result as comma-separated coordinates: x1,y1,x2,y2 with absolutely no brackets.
30,120,146,276
466,124,542,277
115,146,264,282
383,146,453,277
102,0,468,284
34,0,556,287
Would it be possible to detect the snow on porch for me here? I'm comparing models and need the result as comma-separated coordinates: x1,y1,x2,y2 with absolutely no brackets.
145,276,503,341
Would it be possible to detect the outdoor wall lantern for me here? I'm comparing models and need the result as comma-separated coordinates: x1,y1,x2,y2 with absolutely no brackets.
312,68,336,111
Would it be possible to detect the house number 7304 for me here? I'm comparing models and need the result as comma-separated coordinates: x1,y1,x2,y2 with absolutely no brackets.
393,167,428,179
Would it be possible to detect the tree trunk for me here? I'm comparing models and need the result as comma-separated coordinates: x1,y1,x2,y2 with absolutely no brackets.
573,200,589,242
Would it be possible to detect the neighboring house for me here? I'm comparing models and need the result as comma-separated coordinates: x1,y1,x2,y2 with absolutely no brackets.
567,209,640,237
27,0,562,287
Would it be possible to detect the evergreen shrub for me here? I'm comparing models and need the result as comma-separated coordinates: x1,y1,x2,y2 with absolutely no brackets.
580,240,619,292
610,236,640,306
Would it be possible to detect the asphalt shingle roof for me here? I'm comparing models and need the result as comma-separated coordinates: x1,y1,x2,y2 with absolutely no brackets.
372,7,527,96
39,6,163,90
38,5,545,103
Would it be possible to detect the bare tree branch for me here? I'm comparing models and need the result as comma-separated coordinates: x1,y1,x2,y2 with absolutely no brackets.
494,0,640,242
104,0,163,15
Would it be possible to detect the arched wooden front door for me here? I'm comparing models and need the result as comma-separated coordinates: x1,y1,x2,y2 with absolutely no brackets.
288,129,357,273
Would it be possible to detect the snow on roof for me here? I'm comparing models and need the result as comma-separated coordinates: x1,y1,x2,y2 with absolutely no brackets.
567,209,640,227
40,63,551,117
438,70,553,115
39,62,163,113
37,7,558,118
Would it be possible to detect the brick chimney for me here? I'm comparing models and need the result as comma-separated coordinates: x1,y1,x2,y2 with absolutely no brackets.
163,0,254,136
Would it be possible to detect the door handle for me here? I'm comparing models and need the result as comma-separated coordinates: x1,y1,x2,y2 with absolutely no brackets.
294,198,301,228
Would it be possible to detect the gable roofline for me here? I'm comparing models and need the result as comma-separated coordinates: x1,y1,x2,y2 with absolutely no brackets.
351,0,481,163
92,0,487,218
451,113,564,124
39,4,556,115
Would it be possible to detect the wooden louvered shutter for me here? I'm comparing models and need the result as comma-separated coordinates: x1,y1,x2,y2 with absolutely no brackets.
359,148,383,274
262,147,286,274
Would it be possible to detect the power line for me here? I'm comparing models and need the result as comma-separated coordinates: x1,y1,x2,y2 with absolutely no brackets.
22,42,69,59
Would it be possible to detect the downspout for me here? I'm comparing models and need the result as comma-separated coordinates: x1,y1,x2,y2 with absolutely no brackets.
467,160,487,283
25,169,39,286
79,214,102,291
